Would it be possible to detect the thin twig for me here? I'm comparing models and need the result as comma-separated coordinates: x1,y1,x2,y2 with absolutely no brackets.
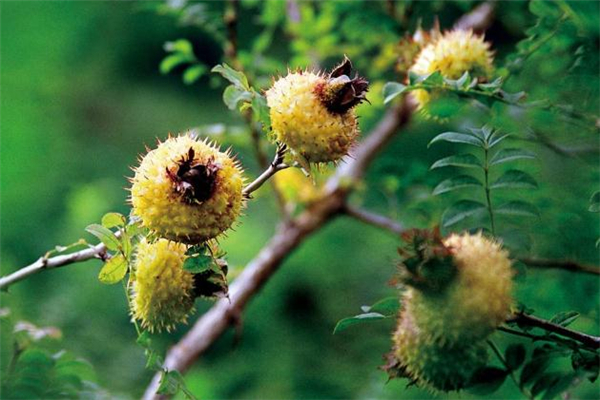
242,144,289,198
224,0,240,68
505,312,600,350
342,205,405,235
342,206,600,276
0,242,108,290
520,258,600,276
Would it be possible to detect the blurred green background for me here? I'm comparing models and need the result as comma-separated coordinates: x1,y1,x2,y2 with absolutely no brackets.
1,1,598,399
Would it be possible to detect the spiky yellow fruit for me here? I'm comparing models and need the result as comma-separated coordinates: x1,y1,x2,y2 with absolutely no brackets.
130,134,244,244
410,30,494,109
131,239,195,332
266,57,368,164
390,231,513,391
393,299,488,391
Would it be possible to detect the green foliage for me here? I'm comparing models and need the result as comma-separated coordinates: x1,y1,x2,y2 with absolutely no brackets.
1,317,103,399
1,1,599,399
333,297,400,334
212,63,271,131
429,125,539,235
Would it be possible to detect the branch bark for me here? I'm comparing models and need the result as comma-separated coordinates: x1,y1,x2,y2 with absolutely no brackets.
143,4,496,398
504,312,600,350
143,100,415,400
0,243,108,290
520,258,600,276
342,205,405,236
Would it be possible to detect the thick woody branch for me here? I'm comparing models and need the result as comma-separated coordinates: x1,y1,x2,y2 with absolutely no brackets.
143,5,497,398
503,312,600,350
143,101,414,400
0,243,108,290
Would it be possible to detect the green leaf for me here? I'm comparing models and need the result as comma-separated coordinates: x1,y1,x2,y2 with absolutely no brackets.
490,170,538,190
428,132,484,148
433,175,482,195
157,370,182,395
362,297,400,316
182,254,213,273
85,224,120,251
490,148,536,165
98,254,127,284
541,373,576,400
589,191,600,212
488,131,511,147
182,64,207,85
431,154,482,169
505,344,526,370
468,367,509,395
159,54,189,75
420,70,444,85
251,92,271,130
136,330,151,348
571,351,599,382
549,311,580,327
212,64,250,90
495,201,540,217
222,85,253,110
382,82,407,104
441,200,487,227
101,212,125,229
499,90,526,104
333,312,388,334
520,354,553,387
164,39,193,56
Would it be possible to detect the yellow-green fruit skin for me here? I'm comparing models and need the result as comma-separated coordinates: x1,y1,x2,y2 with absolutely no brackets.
132,239,195,333
131,134,244,244
266,72,358,163
393,233,513,391
410,30,494,108
394,301,488,391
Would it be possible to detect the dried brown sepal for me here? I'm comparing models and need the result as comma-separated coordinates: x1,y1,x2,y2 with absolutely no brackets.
314,56,369,114
166,147,220,204
397,228,456,292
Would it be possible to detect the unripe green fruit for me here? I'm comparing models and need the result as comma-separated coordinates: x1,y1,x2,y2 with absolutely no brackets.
390,232,513,391
393,303,488,391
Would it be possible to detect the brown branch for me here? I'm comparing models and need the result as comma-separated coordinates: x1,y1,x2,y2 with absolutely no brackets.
0,243,108,290
242,144,289,198
143,4,497,398
223,0,240,67
342,205,405,236
142,100,415,400
342,206,600,276
504,312,600,350
520,258,600,276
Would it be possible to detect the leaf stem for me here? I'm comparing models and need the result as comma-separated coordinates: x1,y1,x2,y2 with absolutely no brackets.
487,340,532,399
483,146,496,236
